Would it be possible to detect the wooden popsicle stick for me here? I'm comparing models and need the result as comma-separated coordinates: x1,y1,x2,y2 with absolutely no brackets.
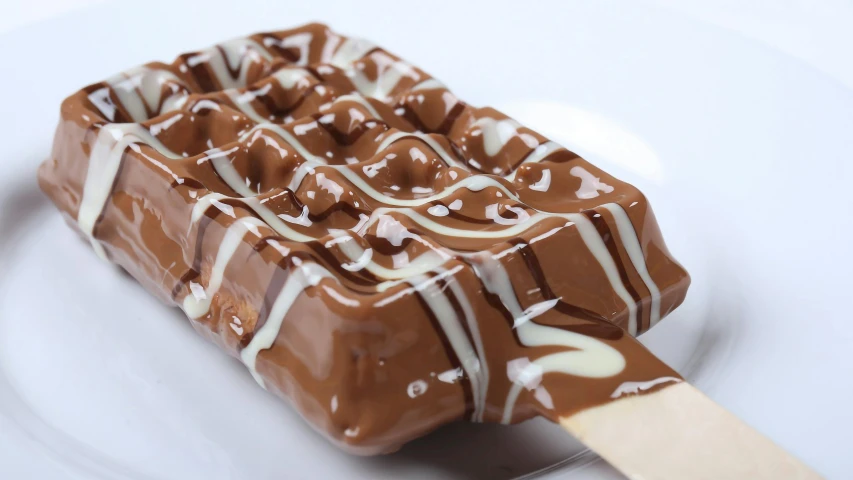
560,382,822,480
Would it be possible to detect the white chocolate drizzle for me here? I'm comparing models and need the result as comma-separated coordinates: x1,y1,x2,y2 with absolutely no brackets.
182,217,267,318
191,193,314,243
204,146,255,197
330,37,376,69
409,271,486,422
600,203,661,326
263,32,313,67
350,57,421,100
468,252,626,424
410,78,446,92
240,262,335,388
92,67,187,122
271,67,312,89
375,131,462,169
610,376,681,399
473,118,527,156
435,265,489,422
190,38,272,89
78,124,179,259
571,213,639,335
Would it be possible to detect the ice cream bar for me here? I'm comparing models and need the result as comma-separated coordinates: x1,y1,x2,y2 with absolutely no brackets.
38,23,691,454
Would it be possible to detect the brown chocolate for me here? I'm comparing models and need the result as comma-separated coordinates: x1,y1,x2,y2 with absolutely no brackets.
38,23,690,454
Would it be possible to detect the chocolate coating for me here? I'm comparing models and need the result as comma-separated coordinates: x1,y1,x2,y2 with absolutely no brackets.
38,23,690,454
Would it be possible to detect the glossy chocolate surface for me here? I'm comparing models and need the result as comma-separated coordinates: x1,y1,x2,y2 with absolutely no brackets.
38,23,690,454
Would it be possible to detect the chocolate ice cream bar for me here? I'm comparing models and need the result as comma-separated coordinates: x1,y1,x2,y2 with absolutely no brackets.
39,23,690,454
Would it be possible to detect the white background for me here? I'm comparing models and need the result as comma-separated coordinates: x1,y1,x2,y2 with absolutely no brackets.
5,0,853,91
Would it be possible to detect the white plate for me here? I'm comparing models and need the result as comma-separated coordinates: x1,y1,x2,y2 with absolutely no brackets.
0,1,850,478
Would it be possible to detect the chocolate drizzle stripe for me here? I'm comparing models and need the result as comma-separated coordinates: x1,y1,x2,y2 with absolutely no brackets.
439,279,483,418
186,203,380,289
261,38,302,63
583,210,646,331
304,240,380,286
399,105,429,133
435,276,475,350
205,154,250,198
275,186,365,225
107,88,134,124
180,53,219,92
361,234,416,257
216,45,243,82
184,194,381,290
89,148,131,258
275,82,325,118
246,150,264,192
315,114,388,146
302,196,366,223
241,251,336,349
455,256,520,336
250,87,283,122
81,83,114,123
82,83,106,95
130,81,157,121
170,207,223,299
254,237,384,291
506,238,602,322
494,142,582,178
252,235,282,253
361,47,384,60
506,238,624,340
240,255,293,349
436,101,467,135
435,274,478,420
600,203,662,327
411,273,475,419
442,203,531,226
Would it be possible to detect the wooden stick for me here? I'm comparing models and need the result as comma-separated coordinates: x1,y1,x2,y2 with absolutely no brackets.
560,382,822,480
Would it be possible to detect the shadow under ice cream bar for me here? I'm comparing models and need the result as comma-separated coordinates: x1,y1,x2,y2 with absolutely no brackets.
38,23,819,479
